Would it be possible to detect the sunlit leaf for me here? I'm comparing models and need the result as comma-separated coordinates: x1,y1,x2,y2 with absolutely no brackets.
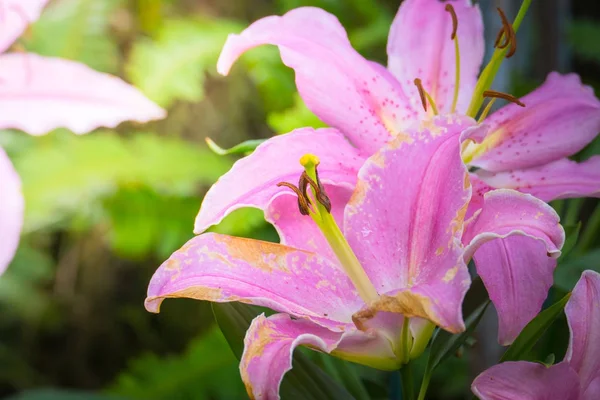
25,0,122,73
13,131,230,232
205,137,266,156
126,18,241,107
267,94,327,134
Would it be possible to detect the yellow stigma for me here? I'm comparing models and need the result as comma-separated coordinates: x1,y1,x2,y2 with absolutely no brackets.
300,153,320,170
279,154,380,305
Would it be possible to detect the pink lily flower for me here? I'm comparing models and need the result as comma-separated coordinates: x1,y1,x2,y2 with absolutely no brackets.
146,119,564,399
0,0,166,275
206,0,598,344
472,270,600,400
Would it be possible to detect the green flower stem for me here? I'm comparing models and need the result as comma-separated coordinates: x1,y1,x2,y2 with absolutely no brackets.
576,203,600,253
400,362,415,400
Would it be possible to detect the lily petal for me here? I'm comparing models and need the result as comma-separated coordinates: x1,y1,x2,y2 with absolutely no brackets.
0,148,23,275
387,0,484,114
472,361,581,400
467,174,495,218
145,233,361,329
194,128,363,234
472,237,558,345
470,73,600,171
265,184,353,262
584,378,600,400
217,7,414,154
0,54,165,135
565,270,600,395
241,312,401,399
0,0,49,53
345,116,473,333
475,156,600,202
241,313,344,400
463,189,565,344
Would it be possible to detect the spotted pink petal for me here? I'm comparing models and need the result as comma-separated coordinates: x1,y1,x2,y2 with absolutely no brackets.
0,0,49,53
466,173,495,218
145,233,362,330
387,0,484,114
462,189,564,344
194,128,363,234
241,313,400,399
0,53,166,135
241,313,344,400
565,270,600,395
0,147,23,275
472,361,581,400
475,156,600,202
470,73,600,172
265,184,353,262
217,7,415,154
345,116,473,333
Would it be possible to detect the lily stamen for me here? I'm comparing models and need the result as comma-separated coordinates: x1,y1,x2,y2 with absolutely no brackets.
414,78,439,115
299,170,332,213
279,154,380,305
276,182,312,215
483,90,525,107
445,3,461,113
494,7,517,58
444,4,458,40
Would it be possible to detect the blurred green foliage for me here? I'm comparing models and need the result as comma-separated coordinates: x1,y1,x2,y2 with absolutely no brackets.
1,0,600,399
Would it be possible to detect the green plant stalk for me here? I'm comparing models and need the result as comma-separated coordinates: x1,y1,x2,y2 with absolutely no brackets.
466,0,533,117
565,198,584,226
400,363,415,400
416,372,431,400
576,203,600,253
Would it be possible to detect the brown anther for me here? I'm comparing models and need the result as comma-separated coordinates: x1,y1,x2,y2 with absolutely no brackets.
445,4,458,40
299,171,332,213
483,90,525,107
276,182,311,215
494,7,517,58
494,27,509,49
413,78,427,112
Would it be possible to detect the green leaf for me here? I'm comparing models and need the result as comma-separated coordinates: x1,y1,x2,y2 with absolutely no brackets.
24,0,122,73
103,189,200,259
417,301,489,400
108,328,245,399
6,390,125,400
568,19,600,63
561,222,582,260
13,131,230,232
126,18,241,107
428,301,489,371
501,292,571,362
555,249,600,291
212,303,355,400
267,94,327,134
205,137,266,156
0,245,54,320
